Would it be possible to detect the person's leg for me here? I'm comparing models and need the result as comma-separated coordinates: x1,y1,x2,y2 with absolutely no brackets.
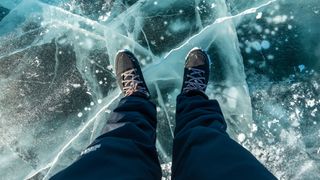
51,50,162,180
171,48,276,180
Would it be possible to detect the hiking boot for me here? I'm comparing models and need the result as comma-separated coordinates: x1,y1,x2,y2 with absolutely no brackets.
115,50,150,99
181,48,210,96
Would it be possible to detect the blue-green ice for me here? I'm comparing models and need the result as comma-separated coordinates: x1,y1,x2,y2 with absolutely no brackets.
0,0,319,179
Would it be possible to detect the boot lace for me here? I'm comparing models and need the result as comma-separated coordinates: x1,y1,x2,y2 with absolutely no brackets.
183,68,206,93
121,69,148,96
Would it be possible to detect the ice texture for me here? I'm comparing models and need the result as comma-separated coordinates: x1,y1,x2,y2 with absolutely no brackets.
0,0,319,179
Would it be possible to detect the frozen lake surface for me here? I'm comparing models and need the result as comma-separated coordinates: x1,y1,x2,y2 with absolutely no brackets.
0,0,319,179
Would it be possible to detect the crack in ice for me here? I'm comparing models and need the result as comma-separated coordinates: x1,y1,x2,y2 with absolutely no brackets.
42,92,121,179
165,0,276,58
154,82,174,138
41,2,277,178
48,38,60,89
8,0,277,179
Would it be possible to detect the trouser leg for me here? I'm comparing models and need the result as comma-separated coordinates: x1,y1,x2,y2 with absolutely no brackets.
172,92,276,180
51,96,162,180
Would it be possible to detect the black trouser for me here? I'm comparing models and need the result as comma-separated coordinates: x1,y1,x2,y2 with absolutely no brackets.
51,92,276,180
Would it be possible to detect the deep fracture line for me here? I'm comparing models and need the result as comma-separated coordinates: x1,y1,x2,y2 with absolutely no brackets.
48,38,60,89
42,92,121,179
24,1,276,179
165,0,276,58
26,164,52,179
154,82,174,138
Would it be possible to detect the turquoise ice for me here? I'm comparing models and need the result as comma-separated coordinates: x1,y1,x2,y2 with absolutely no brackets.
0,0,319,179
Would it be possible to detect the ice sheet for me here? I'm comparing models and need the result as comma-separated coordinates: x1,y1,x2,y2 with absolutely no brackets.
0,0,319,179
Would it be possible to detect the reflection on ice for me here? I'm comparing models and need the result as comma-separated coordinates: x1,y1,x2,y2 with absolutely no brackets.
0,0,319,179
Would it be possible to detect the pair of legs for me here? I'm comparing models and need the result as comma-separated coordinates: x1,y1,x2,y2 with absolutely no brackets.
51,49,276,179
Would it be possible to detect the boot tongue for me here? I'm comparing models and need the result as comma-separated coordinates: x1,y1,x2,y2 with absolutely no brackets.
184,68,207,93
121,69,147,94
122,69,138,86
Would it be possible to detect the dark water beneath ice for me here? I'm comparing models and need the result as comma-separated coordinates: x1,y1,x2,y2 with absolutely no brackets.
0,0,319,179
